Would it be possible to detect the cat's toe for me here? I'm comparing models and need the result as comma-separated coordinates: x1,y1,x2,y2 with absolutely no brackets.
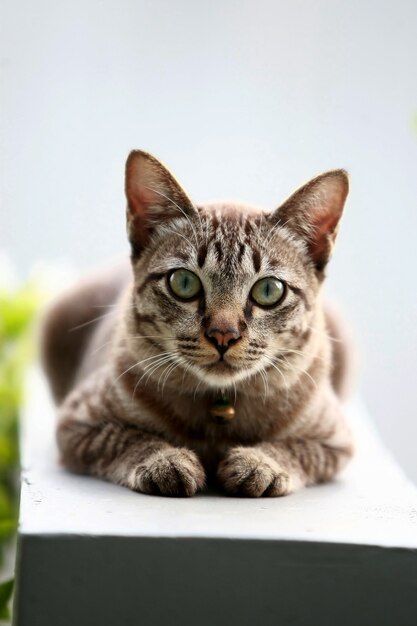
217,447,291,497
132,448,205,497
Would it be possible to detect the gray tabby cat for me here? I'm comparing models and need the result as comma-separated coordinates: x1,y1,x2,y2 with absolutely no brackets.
42,150,354,497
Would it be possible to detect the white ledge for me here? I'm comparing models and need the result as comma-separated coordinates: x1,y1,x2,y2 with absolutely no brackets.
13,371,417,626
18,371,417,547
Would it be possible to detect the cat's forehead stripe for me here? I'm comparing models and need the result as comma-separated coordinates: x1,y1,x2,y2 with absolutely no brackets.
194,211,264,275
252,248,261,273
197,244,208,268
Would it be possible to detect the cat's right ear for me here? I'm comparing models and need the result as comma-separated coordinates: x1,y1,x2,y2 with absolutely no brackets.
125,150,196,254
270,169,349,272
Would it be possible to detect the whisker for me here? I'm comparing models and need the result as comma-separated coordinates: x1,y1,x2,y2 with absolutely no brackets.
135,358,175,396
157,355,177,390
141,359,174,386
264,354,287,385
181,360,194,388
160,358,184,395
141,353,177,374
157,359,177,392
170,230,198,253
305,325,343,343
68,311,118,332
114,351,176,389
258,366,269,403
112,361,142,387
193,377,204,401
263,217,285,250
131,335,177,340
263,213,298,251
92,303,136,310
263,353,290,404
133,351,176,367
276,348,326,363
132,353,178,396
279,355,318,390
90,339,114,355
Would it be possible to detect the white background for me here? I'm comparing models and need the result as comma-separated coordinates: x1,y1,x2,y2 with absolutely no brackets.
1,1,416,481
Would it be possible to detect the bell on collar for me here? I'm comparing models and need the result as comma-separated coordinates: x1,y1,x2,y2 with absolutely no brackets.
209,396,235,425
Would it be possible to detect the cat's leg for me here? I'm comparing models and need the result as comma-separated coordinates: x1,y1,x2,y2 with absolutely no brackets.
217,408,353,498
56,375,206,497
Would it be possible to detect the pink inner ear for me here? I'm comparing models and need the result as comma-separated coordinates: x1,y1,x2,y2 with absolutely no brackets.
309,205,342,267
139,185,157,205
127,183,159,217
313,209,340,238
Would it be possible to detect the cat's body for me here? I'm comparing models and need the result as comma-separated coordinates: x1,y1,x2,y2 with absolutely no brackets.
42,151,354,497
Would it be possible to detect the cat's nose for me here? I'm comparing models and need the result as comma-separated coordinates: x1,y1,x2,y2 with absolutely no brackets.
205,326,241,355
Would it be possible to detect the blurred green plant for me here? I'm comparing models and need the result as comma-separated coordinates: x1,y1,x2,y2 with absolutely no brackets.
0,276,41,622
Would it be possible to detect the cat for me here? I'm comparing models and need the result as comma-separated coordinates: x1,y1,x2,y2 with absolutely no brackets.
42,150,354,498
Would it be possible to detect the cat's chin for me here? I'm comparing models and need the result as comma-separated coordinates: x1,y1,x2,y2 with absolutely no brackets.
193,362,256,388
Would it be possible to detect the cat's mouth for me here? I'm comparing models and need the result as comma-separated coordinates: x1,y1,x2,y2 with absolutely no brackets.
198,354,260,380
178,345,264,385
204,360,238,372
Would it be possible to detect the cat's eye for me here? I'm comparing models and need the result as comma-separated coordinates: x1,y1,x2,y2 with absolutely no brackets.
251,277,285,307
169,269,202,300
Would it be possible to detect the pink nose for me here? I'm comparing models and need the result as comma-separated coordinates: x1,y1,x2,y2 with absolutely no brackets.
205,326,241,355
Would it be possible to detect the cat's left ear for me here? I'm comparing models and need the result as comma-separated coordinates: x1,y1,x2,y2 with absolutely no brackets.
125,150,197,254
270,170,349,271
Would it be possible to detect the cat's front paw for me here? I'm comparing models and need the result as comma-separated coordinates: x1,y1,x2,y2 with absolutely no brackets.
131,448,205,497
217,447,292,497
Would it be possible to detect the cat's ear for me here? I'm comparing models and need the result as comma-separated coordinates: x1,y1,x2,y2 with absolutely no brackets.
125,150,196,253
271,170,349,271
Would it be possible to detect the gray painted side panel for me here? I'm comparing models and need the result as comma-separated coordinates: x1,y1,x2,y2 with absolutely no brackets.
14,536,417,626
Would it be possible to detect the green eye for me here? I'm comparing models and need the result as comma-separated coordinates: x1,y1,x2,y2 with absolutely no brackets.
251,277,285,307
169,269,202,300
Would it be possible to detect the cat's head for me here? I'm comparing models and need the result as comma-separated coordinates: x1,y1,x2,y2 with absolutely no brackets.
125,150,348,390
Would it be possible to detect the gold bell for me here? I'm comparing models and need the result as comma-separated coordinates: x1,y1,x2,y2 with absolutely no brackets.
209,398,236,425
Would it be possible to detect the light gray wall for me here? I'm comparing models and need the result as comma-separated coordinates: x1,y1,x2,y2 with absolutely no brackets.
2,1,417,481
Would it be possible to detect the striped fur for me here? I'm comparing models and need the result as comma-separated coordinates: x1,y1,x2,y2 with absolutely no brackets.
44,150,354,497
